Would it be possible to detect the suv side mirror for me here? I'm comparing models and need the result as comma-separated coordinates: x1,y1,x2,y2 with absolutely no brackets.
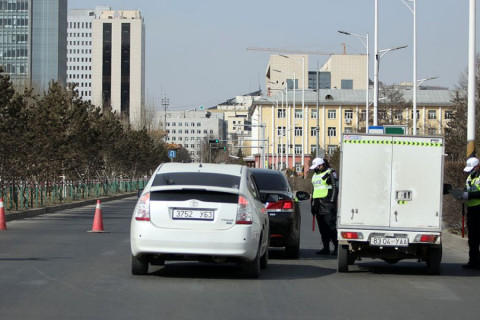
295,191,311,201
443,183,452,195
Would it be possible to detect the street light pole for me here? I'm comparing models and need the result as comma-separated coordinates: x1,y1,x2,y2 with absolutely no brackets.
339,30,369,132
400,0,417,135
374,45,408,126
280,55,306,170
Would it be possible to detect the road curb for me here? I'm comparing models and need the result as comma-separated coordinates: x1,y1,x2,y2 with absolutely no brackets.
4,193,136,222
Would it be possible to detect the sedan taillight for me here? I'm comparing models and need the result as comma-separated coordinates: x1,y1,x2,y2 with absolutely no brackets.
134,192,151,221
236,195,253,224
266,199,294,211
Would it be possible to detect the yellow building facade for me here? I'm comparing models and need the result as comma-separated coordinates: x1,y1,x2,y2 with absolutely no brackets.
249,89,454,176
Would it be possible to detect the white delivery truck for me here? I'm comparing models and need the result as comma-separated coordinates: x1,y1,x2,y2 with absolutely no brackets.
337,133,446,274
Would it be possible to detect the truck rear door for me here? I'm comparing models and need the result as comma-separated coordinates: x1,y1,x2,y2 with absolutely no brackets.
390,136,443,229
338,134,393,227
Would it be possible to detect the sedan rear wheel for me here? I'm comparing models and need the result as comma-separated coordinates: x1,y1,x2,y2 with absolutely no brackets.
131,254,149,275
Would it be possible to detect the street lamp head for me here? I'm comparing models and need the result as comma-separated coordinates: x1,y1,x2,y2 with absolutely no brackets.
338,30,351,35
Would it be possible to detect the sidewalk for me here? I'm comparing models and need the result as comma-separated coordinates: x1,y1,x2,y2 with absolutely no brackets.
4,193,136,222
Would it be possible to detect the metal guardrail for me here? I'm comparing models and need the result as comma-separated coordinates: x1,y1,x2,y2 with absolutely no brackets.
0,178,148,212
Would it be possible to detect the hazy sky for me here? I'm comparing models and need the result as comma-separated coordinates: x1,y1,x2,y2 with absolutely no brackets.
68,0,479,110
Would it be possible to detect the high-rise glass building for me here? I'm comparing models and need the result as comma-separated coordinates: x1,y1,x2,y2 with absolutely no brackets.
0,0,67,92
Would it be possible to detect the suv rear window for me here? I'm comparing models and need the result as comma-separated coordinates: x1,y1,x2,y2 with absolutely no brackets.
252,172,288,191
152,172,240,189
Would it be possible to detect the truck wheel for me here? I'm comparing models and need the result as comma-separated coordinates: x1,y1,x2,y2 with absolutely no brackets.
338,245,350,273
131,254,149,275
427,244,442,275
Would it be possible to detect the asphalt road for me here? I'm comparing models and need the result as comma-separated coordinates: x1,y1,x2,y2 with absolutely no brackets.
1,197,479,320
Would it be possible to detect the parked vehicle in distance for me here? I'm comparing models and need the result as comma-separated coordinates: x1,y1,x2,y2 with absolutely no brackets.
251,168,310,258
130,163,269,278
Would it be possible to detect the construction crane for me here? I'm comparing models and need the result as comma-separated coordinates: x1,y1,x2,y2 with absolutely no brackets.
246,47,335,55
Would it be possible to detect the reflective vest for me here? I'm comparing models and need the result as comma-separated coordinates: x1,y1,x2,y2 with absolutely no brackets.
466,173,480,207
312,168,333,199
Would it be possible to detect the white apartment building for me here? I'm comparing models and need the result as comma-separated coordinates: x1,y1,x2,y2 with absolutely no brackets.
154,110,226,163
91,9,145,128
67,6,110,101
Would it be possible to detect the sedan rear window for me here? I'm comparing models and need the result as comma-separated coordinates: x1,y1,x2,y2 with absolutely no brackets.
252,172,288,191
152,172,240,189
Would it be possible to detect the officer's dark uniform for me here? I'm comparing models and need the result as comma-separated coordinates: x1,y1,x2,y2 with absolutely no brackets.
463,158,480,269
311,160,339,255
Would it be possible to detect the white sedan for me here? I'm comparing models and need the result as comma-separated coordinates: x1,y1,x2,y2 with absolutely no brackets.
130,162,269,277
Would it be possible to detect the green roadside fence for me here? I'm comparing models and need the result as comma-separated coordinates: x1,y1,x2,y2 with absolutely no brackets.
0,178,148,212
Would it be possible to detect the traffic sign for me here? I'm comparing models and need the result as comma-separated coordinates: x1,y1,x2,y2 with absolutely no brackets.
199,105,205,111
168,150,176,158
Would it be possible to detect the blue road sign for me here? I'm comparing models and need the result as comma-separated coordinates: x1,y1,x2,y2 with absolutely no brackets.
168,150,176,158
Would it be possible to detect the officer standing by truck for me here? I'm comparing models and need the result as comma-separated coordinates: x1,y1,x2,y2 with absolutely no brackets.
462,157,480,269
310,158,339,255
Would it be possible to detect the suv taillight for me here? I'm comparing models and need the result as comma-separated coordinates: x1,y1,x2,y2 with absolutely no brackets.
266,199,294,211
236,195,253,224
134,192,150,221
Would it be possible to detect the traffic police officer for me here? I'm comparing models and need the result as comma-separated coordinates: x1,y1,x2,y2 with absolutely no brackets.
462,157,480,269
310,157,339,255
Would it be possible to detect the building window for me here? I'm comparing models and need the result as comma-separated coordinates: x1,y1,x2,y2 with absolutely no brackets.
277,145,285,153
311,127,318,136
209,130,213,134
295,127,303,136
411,110,420,118
428,110,437,120
360,110,366,121
394,111,403,120
345,110,353,120
341,79,353,89
172,122,176,126
178,122,182,127
327,145,337,155
184,122,188,126
172,129,176,134
197,130,201,134
178,130,182,134
428,128,436,135
328,127,336,137
294,109,303,119
278,109,286,118
310,109,318,119
203,130,207,134
295,145,302,154
344,127,353,133
277,126,286,136
378,110,387,120
295,163,302,172
328,110,336,119
445,111,453,119
197,122,201,126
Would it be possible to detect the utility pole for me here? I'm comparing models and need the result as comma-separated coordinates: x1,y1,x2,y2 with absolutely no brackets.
161,94,169,132
467,0,476,158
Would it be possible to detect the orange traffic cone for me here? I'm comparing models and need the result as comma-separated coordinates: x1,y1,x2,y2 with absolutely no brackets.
88,200,106,233
0,197,6,231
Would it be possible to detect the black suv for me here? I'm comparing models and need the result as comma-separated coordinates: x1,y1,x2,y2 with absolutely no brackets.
251,169,310,258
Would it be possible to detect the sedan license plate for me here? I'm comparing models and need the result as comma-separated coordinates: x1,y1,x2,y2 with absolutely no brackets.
172,209,214,221
370,237,408,247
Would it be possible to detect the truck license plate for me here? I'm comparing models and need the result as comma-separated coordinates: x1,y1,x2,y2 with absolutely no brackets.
370,237,409,247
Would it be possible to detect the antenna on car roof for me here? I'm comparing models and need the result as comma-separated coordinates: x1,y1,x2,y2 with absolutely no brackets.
198,163,202,168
